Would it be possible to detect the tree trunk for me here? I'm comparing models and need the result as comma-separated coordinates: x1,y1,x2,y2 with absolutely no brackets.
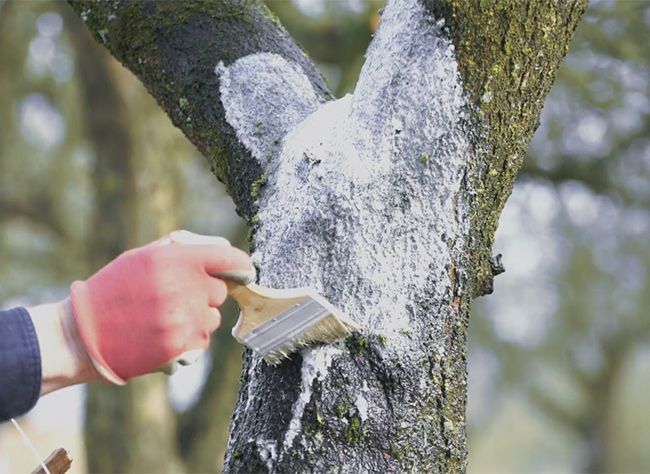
68,0,586,471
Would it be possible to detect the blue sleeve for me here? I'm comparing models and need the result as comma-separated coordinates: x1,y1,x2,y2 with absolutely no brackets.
0,307,42,422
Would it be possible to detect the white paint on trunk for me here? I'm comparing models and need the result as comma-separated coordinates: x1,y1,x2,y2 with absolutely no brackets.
355,393,369,422
255,437,278,472
216,53,321,168
282,346,342,450
219,0,471,461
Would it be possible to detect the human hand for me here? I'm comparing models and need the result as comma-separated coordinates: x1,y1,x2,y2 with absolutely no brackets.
70,230,254,385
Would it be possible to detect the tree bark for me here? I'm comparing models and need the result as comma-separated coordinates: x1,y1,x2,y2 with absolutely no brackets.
69,0,585,471
67,0,331,221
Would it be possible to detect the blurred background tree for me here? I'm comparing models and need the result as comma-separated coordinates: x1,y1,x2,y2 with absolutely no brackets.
468,1,650,472
0,0,647,473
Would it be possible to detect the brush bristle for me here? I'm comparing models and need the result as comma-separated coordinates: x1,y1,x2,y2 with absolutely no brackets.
235,292,358,364
263,314,357,365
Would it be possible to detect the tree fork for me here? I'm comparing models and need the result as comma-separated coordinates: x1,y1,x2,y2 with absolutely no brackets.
69,0,585,472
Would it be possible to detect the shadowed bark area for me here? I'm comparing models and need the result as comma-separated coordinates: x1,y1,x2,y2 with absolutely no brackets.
69,0,585,472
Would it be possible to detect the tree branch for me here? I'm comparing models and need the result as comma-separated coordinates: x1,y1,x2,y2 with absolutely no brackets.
221,1,585,471
66,0,331,220
425,0,587,295
70,0,586,471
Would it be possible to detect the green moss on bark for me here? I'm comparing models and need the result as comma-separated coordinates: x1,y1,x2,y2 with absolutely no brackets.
67,0,331,221
424,0,587,296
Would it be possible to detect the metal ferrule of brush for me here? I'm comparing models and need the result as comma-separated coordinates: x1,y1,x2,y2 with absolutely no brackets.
214,273,358,365
240,299,331,358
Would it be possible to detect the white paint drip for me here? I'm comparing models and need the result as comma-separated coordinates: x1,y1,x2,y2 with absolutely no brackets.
282,346,342,450
244,353,262,413
255,437,278,472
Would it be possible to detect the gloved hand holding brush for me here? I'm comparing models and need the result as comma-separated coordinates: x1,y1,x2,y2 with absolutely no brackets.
68,230,255,385
2,228,355,423
16,230,255,403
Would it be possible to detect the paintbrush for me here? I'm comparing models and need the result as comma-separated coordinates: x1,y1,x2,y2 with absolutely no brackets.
222,278,358,364
162,270,356,374
157,230,357,372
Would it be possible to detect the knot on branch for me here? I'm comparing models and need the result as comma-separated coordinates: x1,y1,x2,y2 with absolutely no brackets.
473,253,505,297
489,253,505,276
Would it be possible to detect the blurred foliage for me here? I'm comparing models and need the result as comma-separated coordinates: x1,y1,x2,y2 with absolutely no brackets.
268,0,384,96
0,0,648,473
521,0,650,207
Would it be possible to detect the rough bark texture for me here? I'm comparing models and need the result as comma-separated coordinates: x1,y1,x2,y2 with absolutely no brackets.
70,0,585,472
424,0,588,297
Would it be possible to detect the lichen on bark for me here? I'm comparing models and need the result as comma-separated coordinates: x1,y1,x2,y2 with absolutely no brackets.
424,0,587,297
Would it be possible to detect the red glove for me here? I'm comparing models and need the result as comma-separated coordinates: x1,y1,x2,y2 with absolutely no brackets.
70,231,253,385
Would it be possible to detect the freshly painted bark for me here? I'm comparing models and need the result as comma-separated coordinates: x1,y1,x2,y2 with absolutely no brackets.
70,0,585,472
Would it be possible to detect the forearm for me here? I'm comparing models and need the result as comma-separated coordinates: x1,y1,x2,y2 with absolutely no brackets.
28,299,99,395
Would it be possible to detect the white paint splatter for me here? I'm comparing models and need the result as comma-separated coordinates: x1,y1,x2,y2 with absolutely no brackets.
355,393,369,422
283,346,342,450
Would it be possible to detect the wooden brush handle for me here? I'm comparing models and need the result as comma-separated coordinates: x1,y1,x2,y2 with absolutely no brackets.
223,278,247,298
225,282,310,341
30,448,72,474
